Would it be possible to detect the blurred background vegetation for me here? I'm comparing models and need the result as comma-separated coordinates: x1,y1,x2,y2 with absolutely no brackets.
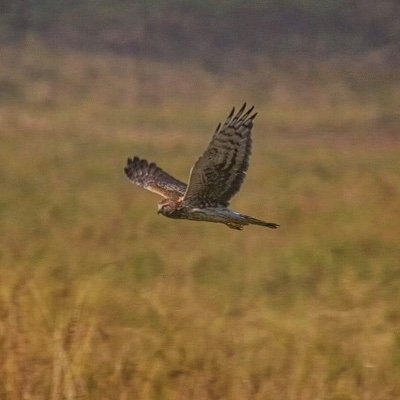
2,0,400,62
1,1,400,399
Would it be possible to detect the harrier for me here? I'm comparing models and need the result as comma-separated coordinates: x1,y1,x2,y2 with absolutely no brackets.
124,103,279,230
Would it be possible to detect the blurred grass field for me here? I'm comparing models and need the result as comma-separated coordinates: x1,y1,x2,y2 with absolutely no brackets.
1,44,400,399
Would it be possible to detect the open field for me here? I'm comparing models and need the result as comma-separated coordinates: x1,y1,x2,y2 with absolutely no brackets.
1,45,400,399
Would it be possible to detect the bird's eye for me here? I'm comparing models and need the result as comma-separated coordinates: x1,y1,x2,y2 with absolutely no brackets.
158,203,170,214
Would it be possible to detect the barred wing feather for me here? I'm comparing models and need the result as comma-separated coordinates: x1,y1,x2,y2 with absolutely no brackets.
183,103,255,207
124,157,187,200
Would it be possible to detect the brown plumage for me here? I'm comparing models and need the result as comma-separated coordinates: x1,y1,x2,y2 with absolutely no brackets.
124,104,279,230
125,157,186,200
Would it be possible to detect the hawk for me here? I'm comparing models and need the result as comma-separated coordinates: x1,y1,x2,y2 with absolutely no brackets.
124,103,279,230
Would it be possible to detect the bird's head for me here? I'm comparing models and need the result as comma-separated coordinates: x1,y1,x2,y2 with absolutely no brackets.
157,199,179,217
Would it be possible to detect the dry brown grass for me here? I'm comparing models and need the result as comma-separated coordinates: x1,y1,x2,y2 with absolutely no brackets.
0,43,400,399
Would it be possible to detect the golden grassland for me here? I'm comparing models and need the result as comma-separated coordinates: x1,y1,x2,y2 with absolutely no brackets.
1,44,400,399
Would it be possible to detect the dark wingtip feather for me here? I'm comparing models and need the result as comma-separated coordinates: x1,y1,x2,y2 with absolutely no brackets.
249,112,258,120
124,166,131,178
240,105,255,122
125,156,145,178
236,102,247,117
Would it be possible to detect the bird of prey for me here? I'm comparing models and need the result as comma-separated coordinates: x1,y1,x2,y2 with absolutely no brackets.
124,103,279,230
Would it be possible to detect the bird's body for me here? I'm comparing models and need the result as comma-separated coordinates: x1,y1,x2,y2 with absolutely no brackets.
157,201,277,230
124,104,279,230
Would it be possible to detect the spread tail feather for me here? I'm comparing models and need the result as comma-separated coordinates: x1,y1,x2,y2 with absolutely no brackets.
226,213,279,230
241,214,279,229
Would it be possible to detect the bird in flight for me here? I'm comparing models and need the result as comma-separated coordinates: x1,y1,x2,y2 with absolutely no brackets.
124,103,279,230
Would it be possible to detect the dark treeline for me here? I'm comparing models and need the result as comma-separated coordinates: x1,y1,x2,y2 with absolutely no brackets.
1,0,399,66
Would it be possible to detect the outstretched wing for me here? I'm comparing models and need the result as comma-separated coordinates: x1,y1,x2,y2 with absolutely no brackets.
124,156,187,200
183,103,255,207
